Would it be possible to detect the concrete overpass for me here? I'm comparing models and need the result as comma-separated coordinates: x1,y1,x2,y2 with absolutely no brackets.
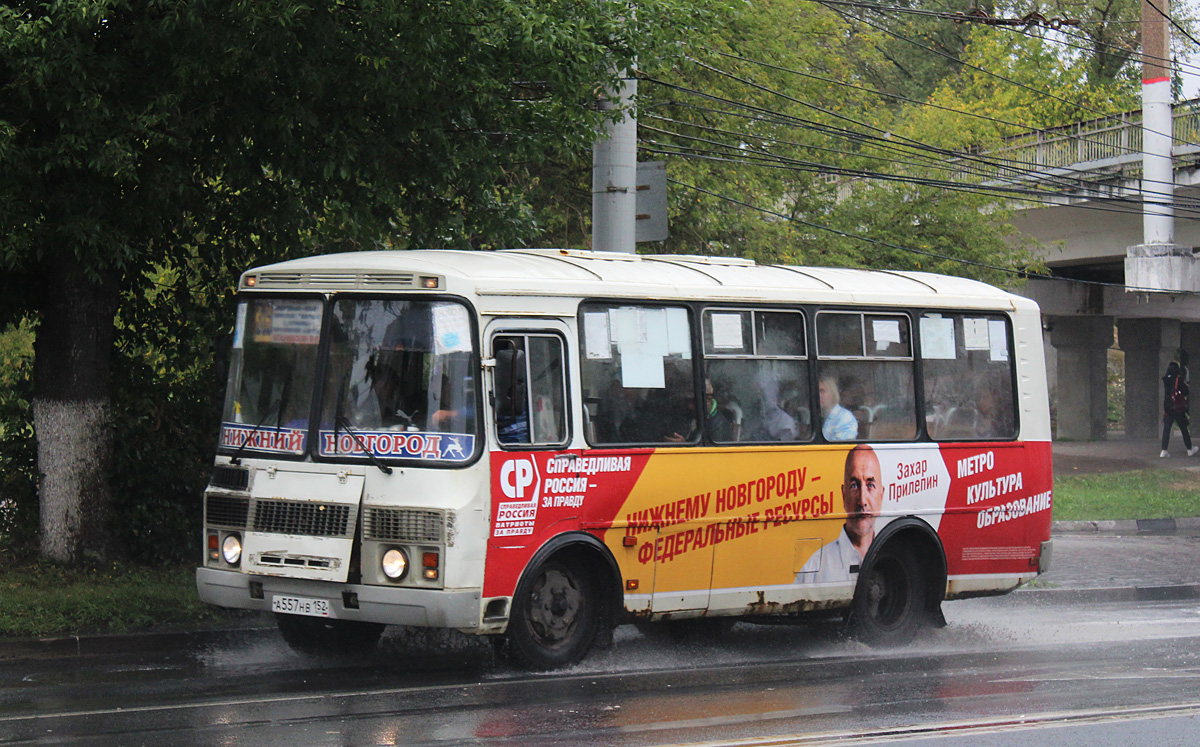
977,102,1200,441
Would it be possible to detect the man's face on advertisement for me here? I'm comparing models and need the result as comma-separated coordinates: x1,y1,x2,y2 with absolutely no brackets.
842,446,882,542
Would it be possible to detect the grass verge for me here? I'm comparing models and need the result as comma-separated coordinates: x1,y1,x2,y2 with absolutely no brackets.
0,557,252,638
1052,468,1200,521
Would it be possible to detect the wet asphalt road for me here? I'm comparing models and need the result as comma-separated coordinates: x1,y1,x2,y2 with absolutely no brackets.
3,534,1200,746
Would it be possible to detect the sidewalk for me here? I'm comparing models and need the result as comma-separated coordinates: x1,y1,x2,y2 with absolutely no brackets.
1052,434,1200,476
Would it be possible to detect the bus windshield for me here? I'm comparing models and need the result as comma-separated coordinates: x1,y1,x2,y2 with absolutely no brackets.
219,297,323,457
319,298,477,463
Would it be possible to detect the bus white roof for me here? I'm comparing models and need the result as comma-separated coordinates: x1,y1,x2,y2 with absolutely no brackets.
245,249,1033,312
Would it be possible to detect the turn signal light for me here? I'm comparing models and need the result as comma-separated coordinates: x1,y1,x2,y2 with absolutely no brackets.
423,551,439,580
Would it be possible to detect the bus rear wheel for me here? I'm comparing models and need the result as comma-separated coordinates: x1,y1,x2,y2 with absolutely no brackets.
275,614,385,656
848,543,929,645
506,559,599,670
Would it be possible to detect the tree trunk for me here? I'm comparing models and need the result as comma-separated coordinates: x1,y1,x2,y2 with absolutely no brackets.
32,257,121,563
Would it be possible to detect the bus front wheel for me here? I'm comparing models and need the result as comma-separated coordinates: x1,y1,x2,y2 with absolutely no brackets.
848,543,930,645
275,614,385,656
506,559,599,669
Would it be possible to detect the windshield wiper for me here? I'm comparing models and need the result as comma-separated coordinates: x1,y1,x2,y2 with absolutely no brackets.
335,416,394,475
230,398,282,465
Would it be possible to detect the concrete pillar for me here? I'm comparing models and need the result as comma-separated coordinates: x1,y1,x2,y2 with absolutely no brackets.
1117,318,1181,438
1050,316,1112,440
1181,323,1200,379
1043,329,1058,416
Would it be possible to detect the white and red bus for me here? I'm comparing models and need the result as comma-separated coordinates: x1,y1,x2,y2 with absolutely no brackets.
197,249,1053,668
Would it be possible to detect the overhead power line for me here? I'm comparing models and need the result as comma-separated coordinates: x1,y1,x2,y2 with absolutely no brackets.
709,49,1197,176
643,139,1200,220
645,70,1198,207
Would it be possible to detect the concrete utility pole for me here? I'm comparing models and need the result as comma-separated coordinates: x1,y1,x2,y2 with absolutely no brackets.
1125,0,1200,291
592,73,638,254
1141,0,1174,246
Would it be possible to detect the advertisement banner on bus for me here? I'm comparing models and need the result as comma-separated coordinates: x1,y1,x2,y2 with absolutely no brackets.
484,441,1052,599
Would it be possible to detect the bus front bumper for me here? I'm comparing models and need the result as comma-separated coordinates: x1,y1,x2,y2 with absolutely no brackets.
196,567,483,631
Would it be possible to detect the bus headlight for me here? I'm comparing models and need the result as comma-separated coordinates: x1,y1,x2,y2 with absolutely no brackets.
382,548,409,580
221,534,242,565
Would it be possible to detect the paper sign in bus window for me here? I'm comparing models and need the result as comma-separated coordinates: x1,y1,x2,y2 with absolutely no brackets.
641,308,669,357
920,315,956,360
620,352,666,388
872,319,901,352
711,312,745,350
610,307,646,346
989,320,1009,361
963,318,990,350
584,312,611,360
432,304,472,354
666,308,692,358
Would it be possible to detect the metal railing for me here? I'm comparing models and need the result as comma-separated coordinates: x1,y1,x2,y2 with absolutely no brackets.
954,99,1200,186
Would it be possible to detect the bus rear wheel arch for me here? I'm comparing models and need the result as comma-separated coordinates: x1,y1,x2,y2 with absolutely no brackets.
848,527,945,645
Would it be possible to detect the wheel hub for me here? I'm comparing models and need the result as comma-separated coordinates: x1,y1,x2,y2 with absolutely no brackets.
529,568,581,644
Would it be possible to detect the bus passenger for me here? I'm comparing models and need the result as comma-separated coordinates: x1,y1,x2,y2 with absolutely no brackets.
819,376,858,441
704,379,738,442
743,369,797,441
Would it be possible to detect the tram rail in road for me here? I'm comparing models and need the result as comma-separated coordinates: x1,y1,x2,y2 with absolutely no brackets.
4,613,1200,747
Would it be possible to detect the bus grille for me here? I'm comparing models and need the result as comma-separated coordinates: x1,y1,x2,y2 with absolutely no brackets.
206,495,250,528
209,465,250,491
253,500,352,537
365,508,444,543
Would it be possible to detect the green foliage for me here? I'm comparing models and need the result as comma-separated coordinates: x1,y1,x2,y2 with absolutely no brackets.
551,0,1051,283
791,182,1042,286
898,26,1139,151
0,0,721,561
0,0,672,274
0,319,36,554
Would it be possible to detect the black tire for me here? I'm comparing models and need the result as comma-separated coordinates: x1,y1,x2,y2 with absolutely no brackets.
847,542,929,645
506,559,599,669
275,614,385,656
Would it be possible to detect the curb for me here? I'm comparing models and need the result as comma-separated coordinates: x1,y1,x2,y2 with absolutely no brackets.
1051,517,1200,534
1013,583,1200,604
0,625,273,662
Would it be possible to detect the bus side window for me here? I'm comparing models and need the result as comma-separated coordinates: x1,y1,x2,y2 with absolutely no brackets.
815,312,916,442
701,308,810,443
493,334,567,447
580,304,697,446
920,314,1016,440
